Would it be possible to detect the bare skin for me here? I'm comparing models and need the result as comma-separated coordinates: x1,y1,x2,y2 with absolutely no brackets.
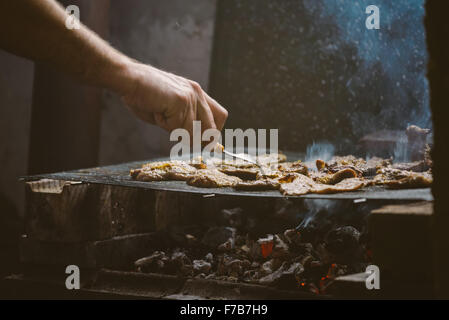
0,0,228,135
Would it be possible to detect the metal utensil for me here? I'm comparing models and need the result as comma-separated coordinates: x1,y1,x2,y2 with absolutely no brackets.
215,143,266,175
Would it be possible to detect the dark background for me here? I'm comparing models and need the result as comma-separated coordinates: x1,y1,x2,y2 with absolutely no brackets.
210,0,429,153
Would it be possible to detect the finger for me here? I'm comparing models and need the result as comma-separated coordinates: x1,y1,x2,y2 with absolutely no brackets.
191,83,216,132
154,113,171,131
204,93,228,131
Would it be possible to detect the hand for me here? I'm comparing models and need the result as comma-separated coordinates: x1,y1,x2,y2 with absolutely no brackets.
118,61,228,135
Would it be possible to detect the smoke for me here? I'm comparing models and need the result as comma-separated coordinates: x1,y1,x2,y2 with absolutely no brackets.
296,199,376,243
302,0,431,148
298,199,338,229
305,141,335,163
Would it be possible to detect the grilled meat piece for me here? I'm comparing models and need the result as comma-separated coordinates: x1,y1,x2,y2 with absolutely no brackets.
218,166,260,180
210,153,288,180
382,174,432,189
279,174,315,196
316,159,326,171
257,153,287,165
279,173,365,196
313,168,358,185
130,161,197,181
322,156,391,177
310,178,365,194
235,179,281,191
276,161,308,176
372,167,432,189
187,169,242,188
391,161,429,172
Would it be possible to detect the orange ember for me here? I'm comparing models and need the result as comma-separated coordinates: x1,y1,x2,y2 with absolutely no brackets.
260,241,273,258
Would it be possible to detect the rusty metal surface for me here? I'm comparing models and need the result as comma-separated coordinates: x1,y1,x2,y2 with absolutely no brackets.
21,156,433,201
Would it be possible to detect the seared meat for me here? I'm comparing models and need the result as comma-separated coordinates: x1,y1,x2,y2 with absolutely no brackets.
187,169,242,188
235,179,280,191
276,161,308,175
310,178,365,194
130,150,432,194
218,166,260,180
130,161,197,181
316,159,326,171
391,161,429,172
313,168,359,185
279,174,315,196
257,153,287,165
316,156,391,177
372,167,432,189
279,173,365,196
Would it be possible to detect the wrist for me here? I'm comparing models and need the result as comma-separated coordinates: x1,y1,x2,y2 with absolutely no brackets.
101,53,137,95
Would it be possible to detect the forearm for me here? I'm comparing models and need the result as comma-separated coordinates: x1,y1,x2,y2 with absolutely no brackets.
0,0,228,133
0,0,131,92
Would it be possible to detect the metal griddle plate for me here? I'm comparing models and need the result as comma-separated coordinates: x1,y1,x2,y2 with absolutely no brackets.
21,156,433,201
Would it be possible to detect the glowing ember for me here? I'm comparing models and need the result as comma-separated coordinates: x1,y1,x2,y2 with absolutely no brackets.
260,241,273,258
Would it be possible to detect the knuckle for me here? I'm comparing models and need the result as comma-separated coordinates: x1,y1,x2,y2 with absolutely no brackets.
190,81,202,90
222,108,229,119
175,90,191,107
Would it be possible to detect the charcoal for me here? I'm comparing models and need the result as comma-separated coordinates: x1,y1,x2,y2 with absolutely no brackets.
227,259,244,277
325,226,360,255
221,208,244,228
272,235,289,259
284,228,301,246
298,254,314,268
193,260,212,274
242,259,251,269
218,238,235,252
259,262,288,286
297,243,314,255
243,269,258,281
235,234,246,246
202,226,236,249
171,250,191,268
238,244,250,255
309,260,323,268
135,251,167,273
131,201,369,295
260,259,275,276
276,262,305,289
204,253,214,263
248,241,263,260
205,273,216,280
185,234,198,246
179,264,194,277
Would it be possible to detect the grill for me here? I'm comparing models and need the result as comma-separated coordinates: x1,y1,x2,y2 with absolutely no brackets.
22,157,432,202
14,154,434,299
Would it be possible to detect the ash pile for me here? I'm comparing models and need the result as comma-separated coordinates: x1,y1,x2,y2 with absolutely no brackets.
132,199,373,295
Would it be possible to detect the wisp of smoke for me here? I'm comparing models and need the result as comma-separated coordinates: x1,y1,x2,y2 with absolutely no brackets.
305,141,335,163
